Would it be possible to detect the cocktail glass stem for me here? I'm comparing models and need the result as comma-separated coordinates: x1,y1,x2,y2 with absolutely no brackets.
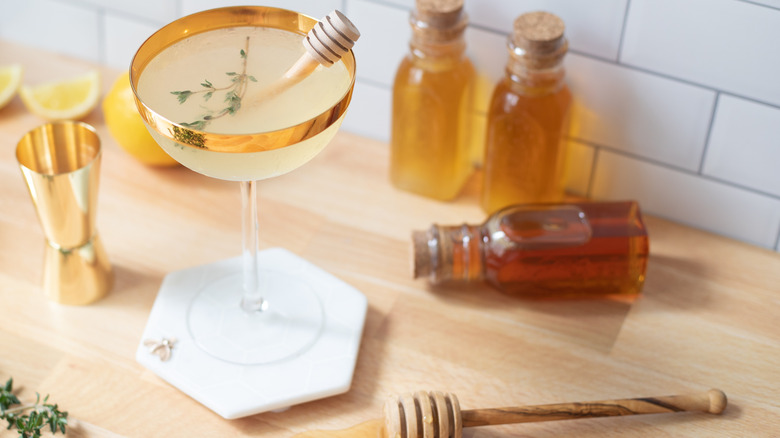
240,180,268,313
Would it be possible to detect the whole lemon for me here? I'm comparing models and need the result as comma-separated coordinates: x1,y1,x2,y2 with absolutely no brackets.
102,73,178,166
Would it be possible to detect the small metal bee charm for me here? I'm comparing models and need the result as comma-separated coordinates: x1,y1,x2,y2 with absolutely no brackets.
144,337,177,362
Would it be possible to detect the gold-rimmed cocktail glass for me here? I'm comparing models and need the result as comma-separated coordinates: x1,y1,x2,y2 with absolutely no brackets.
130,6,355,365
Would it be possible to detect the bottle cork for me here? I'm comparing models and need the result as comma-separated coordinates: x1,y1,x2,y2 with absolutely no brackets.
415,0,464,28
509,11,567,68
412,230,434,279
411,225,461,284
411,0,467,42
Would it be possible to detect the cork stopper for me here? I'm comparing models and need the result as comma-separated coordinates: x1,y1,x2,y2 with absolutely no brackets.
415,0,464,28
512,11,565,54
304,10,361,66
412,230,433,279
413,223,485,284
411,0,467,42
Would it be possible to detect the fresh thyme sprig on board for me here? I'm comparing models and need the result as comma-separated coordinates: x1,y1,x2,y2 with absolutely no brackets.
170,36,257,131
0,378,68,438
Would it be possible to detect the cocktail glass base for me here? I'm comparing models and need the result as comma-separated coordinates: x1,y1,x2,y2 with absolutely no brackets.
136,248,367,419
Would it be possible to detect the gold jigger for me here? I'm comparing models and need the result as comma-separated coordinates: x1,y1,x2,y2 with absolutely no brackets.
16,121,112,305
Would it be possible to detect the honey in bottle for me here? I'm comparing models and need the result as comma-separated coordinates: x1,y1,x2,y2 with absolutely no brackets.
390,0,475,201
481,11,572,213
412,201,649,297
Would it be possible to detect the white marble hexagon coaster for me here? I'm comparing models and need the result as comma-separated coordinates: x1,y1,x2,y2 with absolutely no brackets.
136,248,367,419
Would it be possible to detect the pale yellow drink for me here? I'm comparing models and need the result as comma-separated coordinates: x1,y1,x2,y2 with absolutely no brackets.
137,26,351,181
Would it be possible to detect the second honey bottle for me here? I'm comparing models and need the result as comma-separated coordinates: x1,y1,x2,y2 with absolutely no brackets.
481,12,572,213
390,0,475,201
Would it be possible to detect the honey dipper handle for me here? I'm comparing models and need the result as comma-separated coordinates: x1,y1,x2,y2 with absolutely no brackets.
248,10,359,106
461,389,727,427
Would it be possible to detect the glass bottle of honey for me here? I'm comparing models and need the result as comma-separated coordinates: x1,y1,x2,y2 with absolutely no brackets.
412,201,649,297
390,0,475,201
481,11,572,213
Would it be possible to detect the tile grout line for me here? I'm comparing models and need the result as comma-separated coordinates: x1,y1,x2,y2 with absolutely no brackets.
355,76,391,89
697,92,721,175
568,136,694,172
615,0,633,63
775,224,780,252
568,136,780,201
469,22,507,35
591,56,780,112
585,146,600,198
735,0,780,12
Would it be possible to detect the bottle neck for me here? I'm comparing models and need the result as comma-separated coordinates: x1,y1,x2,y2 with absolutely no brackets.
505,64,566,95
505,39,567,95
410,37,467,64
413,224,484,283
408,10,468,64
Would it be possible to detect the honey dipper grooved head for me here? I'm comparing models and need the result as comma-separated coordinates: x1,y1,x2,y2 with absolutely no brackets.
383,391,462,438
304,10,361,65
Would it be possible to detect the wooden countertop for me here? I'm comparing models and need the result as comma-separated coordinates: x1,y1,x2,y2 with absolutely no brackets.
1,41,779,437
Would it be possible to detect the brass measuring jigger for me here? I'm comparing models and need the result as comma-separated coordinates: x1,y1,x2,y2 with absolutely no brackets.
16,121,112,305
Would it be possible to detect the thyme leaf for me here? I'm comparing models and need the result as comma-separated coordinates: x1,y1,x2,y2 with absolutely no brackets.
170,36,254,136
170,90,193,104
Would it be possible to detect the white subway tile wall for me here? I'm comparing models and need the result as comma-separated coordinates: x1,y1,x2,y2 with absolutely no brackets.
2,0,778,251
348,1,410,88
703,95,780,198
1,0,101,63
103,14,161,71
346,81,392,141
566,54,717,171
465,0,629,61
621,0,780,107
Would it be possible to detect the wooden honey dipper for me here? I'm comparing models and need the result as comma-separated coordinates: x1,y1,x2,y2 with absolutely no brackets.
250,10,360,105
382,389,727,437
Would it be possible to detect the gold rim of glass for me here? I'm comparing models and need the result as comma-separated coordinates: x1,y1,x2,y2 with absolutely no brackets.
129,6,356,153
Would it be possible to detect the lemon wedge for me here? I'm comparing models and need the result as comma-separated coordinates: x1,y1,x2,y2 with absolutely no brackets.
19,70,100,120
102,73,178,166
0,64,23,110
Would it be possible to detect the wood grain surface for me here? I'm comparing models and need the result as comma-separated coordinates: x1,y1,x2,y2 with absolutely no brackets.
1,40,778,437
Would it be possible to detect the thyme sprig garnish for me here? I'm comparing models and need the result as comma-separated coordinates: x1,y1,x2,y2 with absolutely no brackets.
170,36,257,131
1,378,68,438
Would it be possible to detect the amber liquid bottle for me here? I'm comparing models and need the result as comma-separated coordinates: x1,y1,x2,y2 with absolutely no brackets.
481,11,572,213
390,0,475,200
412,201,649,297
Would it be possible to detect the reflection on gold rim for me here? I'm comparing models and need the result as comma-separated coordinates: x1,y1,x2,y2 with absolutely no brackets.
129,6,356,153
